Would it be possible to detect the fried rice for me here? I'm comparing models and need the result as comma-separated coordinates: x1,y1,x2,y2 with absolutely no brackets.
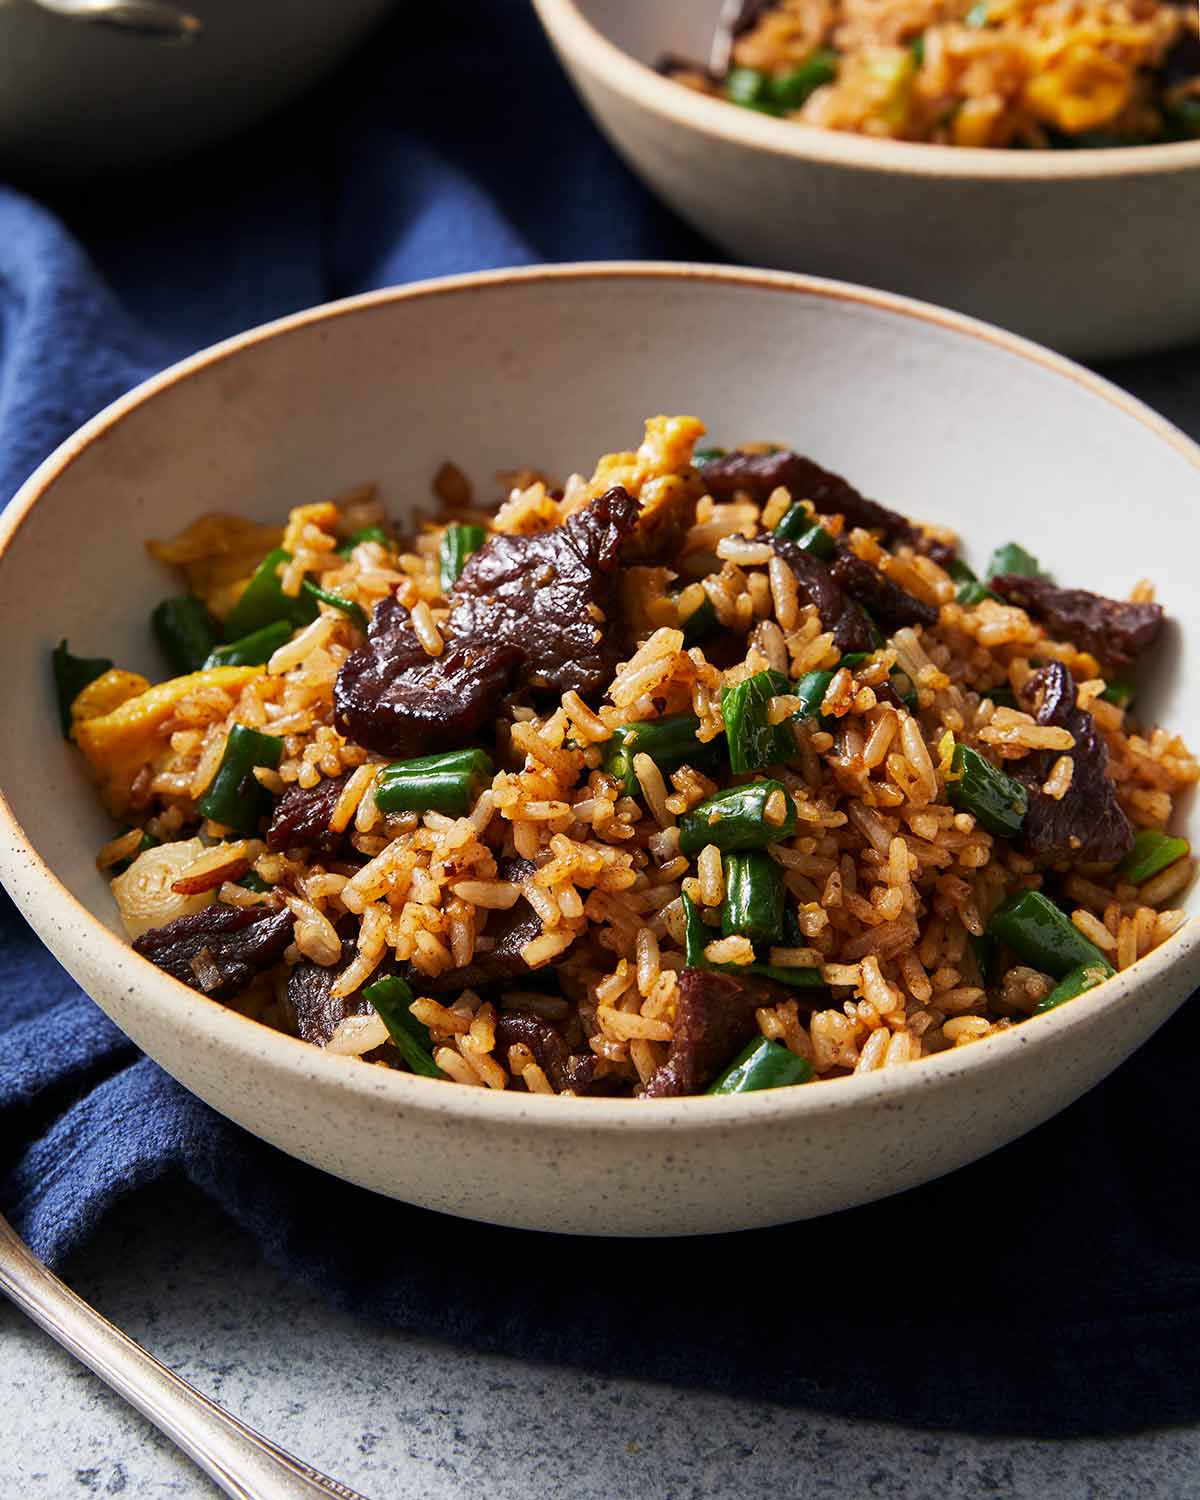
61,414,1197,1098
660,0,1200,148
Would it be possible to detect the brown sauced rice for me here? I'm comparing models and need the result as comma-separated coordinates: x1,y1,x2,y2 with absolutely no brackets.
69,414,1196,1097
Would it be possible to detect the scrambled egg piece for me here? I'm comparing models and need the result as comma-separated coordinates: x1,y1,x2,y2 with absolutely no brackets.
73,665,263,813
282,501,339,554
146,514,283,620
69,669,151,728
586,416,708,564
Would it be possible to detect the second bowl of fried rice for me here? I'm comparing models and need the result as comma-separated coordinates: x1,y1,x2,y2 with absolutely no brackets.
533,0,1200,358
1,263,1198,1235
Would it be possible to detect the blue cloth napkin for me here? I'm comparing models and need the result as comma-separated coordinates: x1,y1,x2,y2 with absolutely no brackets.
3,0,1200,1437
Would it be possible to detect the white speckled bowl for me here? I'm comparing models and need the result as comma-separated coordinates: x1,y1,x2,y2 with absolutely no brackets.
532,0,1200,359
1,265,1197,1236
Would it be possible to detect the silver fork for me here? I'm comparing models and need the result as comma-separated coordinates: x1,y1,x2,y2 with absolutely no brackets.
0,1210,374,1500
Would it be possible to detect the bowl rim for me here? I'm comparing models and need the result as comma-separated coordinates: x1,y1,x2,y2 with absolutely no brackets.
532,0,1200,181
1,259,1198,1136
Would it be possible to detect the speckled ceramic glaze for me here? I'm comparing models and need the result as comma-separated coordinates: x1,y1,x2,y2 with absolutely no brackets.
532,0,1200,360
1,265,1197,1236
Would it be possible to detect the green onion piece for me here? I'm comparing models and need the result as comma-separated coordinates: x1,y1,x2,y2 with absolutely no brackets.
677,591,719,647
969,931,996,983
989,684,1017,709
693,446,726,465
603,713,722,795
301,578,368,632
946,564,999,605
204,619,293,669
725,66,781,113
337,526,391,559
1033,962,1113,1015
681,894,823,991
111,828,159,876
985,542,1044,581
707,1036,814,1094
1117,828,1190,885
223,548,319,641
839,652,871,669
678,780,797,857
909,33,925,65
722,670,795,773
768,49,839,109
439,523,487,593
947,744,1028,839
151,596,220,675
363,974,442,1079
52,641,113,736
197,724,284,834
237,870,272,893
721,850,785,945
987,889,1111,979
1101,676,1134,709
964,0,990,25
374,749,494,818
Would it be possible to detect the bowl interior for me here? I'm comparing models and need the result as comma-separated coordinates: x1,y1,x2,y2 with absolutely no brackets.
1,267,1197,946
574,0,723,62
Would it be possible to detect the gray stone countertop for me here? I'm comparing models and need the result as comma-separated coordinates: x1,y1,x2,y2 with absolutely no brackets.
3,1187,1199,1500
5,347,1200,1500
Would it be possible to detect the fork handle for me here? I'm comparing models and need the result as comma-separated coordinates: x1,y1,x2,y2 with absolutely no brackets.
0,1213,371,1500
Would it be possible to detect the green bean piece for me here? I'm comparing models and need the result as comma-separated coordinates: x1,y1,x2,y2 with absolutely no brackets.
678,780,797,857
677,591,719,647
111,829,159,876
301,578,368,632
725,66,781,113
151,596,220,675
337,525,391,559
204,619,293,669
223,548,319,641
722,670,796,773
681,894,823,990
363,975,442,1079
987,889,1111,979
693,446,726,465
773,508,837,560
197,724,284,834
682,891,710,968
1118,828,1190,885
1101,676,1134,709
722,850,786,945
237,870,272,893
52,641,113,735
985,542,1044,581
374,749,494,817
969,931,997,983
1033,961,1113,1015
1165,100,1200,138
439,523,487,593
708,1036,814,1094
768,48,839,108
603,713,722,795
947,744,1028,839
